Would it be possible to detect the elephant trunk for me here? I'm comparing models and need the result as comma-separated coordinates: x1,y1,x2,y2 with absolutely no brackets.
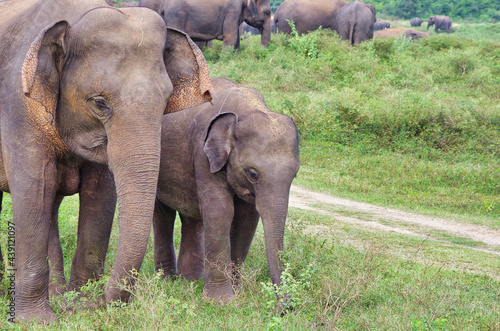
104,118,162,303
255,187,291,309
260,15,272,46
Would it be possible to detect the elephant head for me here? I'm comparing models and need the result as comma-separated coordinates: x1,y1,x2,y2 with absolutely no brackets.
22,7,211,304
427,16,435,30
203,88,300,303
242,0,272,46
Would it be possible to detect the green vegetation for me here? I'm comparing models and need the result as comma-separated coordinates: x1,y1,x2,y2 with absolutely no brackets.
373,0,499,21
1,24,499,330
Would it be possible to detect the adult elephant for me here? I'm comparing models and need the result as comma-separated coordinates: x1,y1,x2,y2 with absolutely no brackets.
427,15,452,33
336,0,376,45
152,78,300,305
274,0,348,35
139,0,272,49
410,17,423,26
374,19,390,30
0,0,211,323
374,27,430,39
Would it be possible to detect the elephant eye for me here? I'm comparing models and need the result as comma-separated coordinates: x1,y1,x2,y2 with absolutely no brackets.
246,169,259,182
95,98,107,109
88,96,113,120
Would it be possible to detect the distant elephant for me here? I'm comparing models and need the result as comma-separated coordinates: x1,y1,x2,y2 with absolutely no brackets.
152,78,300,304
374,19,390,30
410,17,423,26
374,27,431,39
139,0,272,49
336,0,376,45
0,0,211,323
427,15,452,33
274,0,348,35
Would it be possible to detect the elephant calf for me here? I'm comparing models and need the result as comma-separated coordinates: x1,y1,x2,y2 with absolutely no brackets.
153,78,300,303
375,27,430,39
410,17,423,27
374,19,390,31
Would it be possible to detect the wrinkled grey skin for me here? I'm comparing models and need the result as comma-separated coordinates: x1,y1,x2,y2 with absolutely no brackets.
427,15,452,33
152,78,300,306
0,0,211,323
374,19,390,30
336,0,376,45
274,0,348,35
139,0,272,49
374,27,430,39
0,161,117,297
410,17,423,26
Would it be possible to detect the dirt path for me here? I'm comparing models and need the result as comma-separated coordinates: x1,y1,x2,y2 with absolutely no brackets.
289,185,500,256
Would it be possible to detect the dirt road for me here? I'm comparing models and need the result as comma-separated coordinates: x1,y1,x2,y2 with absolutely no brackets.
288,185,500,256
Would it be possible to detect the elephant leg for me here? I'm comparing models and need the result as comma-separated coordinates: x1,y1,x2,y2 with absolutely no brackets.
202,190,235,300
230,199,259,289
69,162,116,291
9,152,58,322
222,18,240,49
177,213,204,281
48,194,67,296
153,201,177,278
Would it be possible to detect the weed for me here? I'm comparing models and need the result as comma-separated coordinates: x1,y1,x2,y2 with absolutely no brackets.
285,20,321,59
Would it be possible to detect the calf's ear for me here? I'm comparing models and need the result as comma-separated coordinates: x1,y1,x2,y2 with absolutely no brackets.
203,113,237,173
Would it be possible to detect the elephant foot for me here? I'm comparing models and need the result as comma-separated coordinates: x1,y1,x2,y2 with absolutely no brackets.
14,304,58,325
177,266,203,282
60,291,105,312
49,278,68,297
275,291,293,315
156,266,177,279
203,283,235,302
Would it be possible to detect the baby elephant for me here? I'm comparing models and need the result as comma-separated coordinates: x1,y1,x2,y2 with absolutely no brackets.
153,78,300,302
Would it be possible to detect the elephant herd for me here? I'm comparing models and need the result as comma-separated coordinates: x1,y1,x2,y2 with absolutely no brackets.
374,15,451,39
133,0,450,49
0,0,299,324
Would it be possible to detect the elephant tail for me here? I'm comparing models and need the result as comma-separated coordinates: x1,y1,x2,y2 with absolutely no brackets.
349,23,355,45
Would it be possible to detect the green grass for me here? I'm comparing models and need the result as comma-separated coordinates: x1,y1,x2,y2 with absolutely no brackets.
1,195,499,329
1,23,500,329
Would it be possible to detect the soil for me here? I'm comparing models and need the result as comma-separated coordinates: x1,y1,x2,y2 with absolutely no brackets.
288,185,500,256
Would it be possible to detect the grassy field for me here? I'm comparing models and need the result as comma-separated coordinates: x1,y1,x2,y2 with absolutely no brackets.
1,22,499,330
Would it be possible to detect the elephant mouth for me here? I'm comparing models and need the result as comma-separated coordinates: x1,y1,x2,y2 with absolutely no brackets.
237,190,255,204
73,134,109,164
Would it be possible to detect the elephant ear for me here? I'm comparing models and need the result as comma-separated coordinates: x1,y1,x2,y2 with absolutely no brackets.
203,113,237,173
366,4,376,19
164,28,212,114
22,21,69,124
